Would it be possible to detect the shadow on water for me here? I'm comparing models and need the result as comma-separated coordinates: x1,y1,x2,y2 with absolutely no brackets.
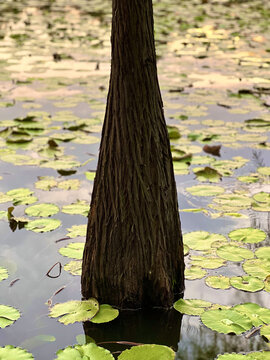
83,308,183,357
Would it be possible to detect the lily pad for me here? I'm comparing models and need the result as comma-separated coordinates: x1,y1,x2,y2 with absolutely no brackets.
216,352,270,359
64,260,82,276
66,225,87,238
205,276,231,290
190,255,226,269
261,324,270,341
59,243,84,260
252,192,270,203
255,247,270,261
185,266,207,280
0,267,8,282
0,305,20,328
49,299,99,325
257,167,270,176
251,202,270,212
35,177,57,191
118,344,175,360
91,304,119,324
201,308,252,335
174,298,212,316
183,231,227,251
0,346,34,359
216,245,254,262
85,172,96,181
58,179,81,190
62,201,89,216
186,185,224,197
237,175,259,183
193,167,222,182
212,194,252,209
55,343,114,360
25,203,59,217
228,228,266,244
233,303,270,327
25,218,61,233
243,259,270,280
229,276,264,292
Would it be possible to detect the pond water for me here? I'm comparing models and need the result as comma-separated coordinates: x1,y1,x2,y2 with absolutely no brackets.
0,0,270,359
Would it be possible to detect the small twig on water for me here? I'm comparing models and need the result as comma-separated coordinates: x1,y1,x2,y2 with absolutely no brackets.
55,237,70,243
9,278,20,287
46,262,62,278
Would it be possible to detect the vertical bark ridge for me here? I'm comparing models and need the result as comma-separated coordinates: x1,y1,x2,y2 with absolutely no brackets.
81,0,185,308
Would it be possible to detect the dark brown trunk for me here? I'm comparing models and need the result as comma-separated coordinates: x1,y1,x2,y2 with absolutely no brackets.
81,0,184,308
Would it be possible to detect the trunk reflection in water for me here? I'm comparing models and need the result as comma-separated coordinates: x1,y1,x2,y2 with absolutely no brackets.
83,308,182,357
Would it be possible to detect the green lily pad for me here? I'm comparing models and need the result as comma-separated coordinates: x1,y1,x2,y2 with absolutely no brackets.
40,159,81,170
233,303,270,327
173,161,189,175
7,188,33,199
0,192,12,204
62,201,89,216
201,308,252,335
252,202,270,212
252,192,270,203
255,247,270,261
64,260,82,276
0,346,34,359
261,324,270,341
228,228,266,244
0,305,20,328
174,298,212,316
205,276,231,290
49,299,99,325
185,266,207,280
59,243,84,259
186,185,224,196
183,231,227,251
216,352,270,359
58,179,81,190
212,194,252,209
25,218,61,233
0,267,8,282
190,255,226,269
55,343,113,360
216,245,254,262
1,154,39,166
257,167,270,176
25,203,59,217
85,172,96,181
35,177,57,190
91,304,119,324
229,276,264,292
118,344,175,360
243,259,270,280
183,244,189,256
66,225,87,238
193,167,222,182
265,276,270,292
237,175,260,183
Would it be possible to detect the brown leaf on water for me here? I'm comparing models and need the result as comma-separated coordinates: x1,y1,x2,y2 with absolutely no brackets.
203,145,221,157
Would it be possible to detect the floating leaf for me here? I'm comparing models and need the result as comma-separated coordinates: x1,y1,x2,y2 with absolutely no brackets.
118,344,175,360
205,276,230,290
0,346,33,359
66,225,87,238
85,172,96,181
58,179,81,190
0,267,8,282
0,305,20,328
230,276,264,292
25,218,61,233
55,343,114,360
173,161,189,175
174,298,212,316
257,167,270,176
212,194,252,209
261,324,270,341
253,192,270,203
228,228,266,244
25,203,59,217
233,303,270,327
91,304,119,324
35,177,57,191
183,231,227,251
252,202,270,212
64,260,82,276
216,351,270,359
243,259,270,280
216,245,254,262
201,309,252,335
190,255,226,269
255,247,270,261
237,175,259,183
185,266,207,280
183,244,189,256
0,192,12,204
193,167,222,182
186,185,224,197
59,243,84,260
40,159,81,170
49,299,99,325
62,201,89,216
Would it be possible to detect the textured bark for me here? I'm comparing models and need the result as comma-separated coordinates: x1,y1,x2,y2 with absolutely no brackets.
81,0,184,308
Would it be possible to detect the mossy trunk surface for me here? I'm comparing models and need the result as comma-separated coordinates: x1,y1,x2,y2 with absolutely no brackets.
81,0,184,308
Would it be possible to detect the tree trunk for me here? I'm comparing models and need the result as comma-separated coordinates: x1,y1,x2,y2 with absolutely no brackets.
81,0,184,308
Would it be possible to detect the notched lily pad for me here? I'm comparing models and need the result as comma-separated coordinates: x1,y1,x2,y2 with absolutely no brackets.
118,344,175,360
233,303,270,327
183,231,227,251
62,201,89,216
0,305,20,328
49,299,99,325
64,260,82,276
25,218,61,233
174,298,212,316
243,259,270,280
185,266,207,280
230,276,264,292
0,345,34,359
66,225,87,238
